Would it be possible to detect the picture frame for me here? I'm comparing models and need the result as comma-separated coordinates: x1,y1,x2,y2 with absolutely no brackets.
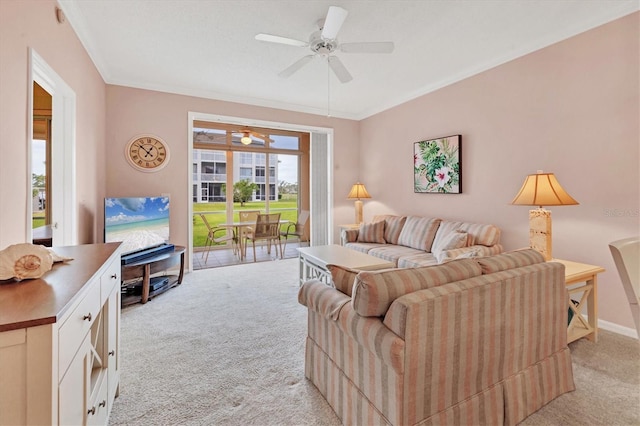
414,135,462,193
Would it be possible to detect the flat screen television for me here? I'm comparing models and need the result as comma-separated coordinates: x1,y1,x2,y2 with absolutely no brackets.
104,196,170,255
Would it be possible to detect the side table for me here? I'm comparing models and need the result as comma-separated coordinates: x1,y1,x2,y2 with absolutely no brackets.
554,259,605,343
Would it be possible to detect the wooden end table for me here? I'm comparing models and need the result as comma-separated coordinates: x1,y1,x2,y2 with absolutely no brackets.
554,259,605,343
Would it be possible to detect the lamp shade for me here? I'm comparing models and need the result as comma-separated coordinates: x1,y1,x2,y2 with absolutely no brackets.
511,172,578,208
347,182,371,200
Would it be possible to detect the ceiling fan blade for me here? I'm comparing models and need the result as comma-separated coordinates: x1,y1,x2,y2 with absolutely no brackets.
251,130,268,139
328,56,353,83
278,55,314,78
340,42,394,54
255,33,308,48
321,6,348,40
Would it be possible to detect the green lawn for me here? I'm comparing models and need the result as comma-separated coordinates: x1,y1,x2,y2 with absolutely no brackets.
32,212,45,230
193,199,299,248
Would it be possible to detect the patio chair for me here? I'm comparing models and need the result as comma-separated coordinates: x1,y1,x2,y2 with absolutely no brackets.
239,210,260,223
199,213,237,263
280,210,310,253
237,210,260,253
244,213,282,262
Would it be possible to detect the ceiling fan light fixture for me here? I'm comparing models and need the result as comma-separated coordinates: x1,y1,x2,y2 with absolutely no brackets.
240,134,252,145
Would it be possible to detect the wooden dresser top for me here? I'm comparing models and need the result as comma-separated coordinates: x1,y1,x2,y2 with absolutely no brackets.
0,243,121,332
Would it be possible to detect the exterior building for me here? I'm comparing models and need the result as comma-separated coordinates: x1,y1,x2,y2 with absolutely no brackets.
192,149,278,203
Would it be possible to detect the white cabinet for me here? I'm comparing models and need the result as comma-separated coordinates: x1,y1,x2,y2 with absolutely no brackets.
0,243,121,426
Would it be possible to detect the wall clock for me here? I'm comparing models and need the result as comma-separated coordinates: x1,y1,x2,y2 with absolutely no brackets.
125,134,170,172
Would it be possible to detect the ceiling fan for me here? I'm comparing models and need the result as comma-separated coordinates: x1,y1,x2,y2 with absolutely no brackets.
255,6,394,83
231,128,271,145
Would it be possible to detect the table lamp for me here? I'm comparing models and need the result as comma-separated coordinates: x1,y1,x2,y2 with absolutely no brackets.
511,171,578,260
347,182,371,224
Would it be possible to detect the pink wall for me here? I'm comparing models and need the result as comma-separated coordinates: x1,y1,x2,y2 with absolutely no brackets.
105,86,360,266
1,0,637,332
0,0,107,246
361,12,639,330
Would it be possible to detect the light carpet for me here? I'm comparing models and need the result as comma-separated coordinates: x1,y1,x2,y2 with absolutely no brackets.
109,258,639,425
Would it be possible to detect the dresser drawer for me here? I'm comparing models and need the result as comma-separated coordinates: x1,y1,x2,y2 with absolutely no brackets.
87,373,109,426
100,259,120,304
59,280,101,378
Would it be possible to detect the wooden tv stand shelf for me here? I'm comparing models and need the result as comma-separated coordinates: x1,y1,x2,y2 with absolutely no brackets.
121,245,185,306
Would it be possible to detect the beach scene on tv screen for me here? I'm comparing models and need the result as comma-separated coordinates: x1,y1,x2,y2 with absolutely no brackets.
105,197,170,254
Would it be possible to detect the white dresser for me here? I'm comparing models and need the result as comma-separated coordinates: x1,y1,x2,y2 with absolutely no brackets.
0,243,122,425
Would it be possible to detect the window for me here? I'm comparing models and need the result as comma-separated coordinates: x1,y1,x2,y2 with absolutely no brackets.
239,152,252,165
240,167,252,179
270,134,299,150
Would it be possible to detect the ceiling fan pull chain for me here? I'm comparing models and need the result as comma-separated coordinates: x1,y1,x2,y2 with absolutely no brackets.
327,58,331,117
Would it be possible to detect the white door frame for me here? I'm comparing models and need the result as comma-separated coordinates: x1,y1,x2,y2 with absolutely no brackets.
28,49,77,245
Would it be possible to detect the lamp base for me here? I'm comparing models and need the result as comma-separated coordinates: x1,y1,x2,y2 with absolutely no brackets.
529,208,552,261
354,200,364,224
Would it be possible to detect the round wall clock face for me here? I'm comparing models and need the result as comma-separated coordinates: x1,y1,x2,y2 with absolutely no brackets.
125,134,170,172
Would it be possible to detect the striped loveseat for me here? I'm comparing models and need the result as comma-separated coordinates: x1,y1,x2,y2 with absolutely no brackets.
342,215,503,267
298,249,575,425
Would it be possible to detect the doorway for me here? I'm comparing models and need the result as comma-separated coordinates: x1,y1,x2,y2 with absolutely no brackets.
191,122,309,268
29,49,77,246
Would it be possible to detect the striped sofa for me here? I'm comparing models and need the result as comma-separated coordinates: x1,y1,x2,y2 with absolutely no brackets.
298,249,575,425
342,215,503,267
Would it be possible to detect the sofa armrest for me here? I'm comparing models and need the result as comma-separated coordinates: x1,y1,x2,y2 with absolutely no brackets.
298,280,350,320
341,228,359,244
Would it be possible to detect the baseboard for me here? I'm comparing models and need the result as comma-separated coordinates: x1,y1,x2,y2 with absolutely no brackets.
598,319,639,339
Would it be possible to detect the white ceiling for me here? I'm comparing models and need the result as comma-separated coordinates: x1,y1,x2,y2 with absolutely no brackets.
58,0,638,120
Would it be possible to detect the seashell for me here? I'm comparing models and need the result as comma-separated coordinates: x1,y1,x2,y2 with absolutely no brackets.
0,243,54,281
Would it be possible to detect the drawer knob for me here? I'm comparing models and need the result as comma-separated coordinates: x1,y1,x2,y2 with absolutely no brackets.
111,273,118,280
83,313,92,321
108,350,115,356
87,406,96,415
99,400,106,408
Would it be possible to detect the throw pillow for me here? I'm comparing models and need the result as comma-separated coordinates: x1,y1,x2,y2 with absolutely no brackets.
373,215,407,244
396,216,442,251
327,264,359,296
432,230,469,253
356,221,385,244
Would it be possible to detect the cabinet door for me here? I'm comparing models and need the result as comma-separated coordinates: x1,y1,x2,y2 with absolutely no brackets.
107,285,120,403
59,333,90,425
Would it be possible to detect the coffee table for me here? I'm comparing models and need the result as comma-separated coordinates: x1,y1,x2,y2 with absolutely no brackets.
297,244,395,286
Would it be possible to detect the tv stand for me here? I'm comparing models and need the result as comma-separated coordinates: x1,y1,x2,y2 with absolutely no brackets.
121,245,185,306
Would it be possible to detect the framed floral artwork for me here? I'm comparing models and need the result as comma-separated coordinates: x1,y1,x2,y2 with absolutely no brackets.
414,135,461,193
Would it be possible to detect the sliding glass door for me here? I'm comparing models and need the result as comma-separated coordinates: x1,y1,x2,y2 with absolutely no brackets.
191,122,308,260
